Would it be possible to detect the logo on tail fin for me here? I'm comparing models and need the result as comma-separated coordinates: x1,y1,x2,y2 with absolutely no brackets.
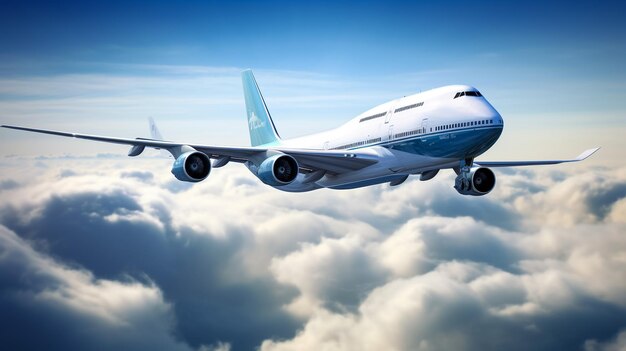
248,111,266,130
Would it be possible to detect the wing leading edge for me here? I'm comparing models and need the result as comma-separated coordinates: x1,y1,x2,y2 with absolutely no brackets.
1,124,598,173
476,148,600,167
0,124,377,174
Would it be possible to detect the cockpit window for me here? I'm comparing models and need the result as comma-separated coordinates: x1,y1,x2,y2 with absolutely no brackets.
454,90,482,99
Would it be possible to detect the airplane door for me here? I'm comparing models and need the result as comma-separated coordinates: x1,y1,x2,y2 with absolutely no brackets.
388,125,394,141
385,108,393,124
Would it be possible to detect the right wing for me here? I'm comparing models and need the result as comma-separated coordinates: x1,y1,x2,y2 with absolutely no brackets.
475,148,600,167
1,124,378,174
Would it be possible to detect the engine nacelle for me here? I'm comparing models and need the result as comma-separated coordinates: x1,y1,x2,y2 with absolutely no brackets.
454,167,496,196
257,154,299,186
171,151,211,182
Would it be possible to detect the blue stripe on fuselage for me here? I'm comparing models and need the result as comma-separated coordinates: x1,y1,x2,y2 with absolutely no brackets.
349,126,503,159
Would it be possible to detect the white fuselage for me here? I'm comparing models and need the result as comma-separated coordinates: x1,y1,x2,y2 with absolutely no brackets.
1,69,598,194
270,85,504,191
2,74,597,194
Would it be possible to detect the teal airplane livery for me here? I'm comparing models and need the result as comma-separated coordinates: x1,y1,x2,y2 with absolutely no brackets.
2,70,599,195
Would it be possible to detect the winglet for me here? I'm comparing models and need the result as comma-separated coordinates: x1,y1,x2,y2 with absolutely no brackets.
576,147,600,161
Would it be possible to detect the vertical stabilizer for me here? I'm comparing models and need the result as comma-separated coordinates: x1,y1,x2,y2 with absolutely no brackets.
147,117,171,158
148,117,164,140
241,70,281,146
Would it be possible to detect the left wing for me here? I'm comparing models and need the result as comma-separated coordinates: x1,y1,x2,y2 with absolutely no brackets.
475,147,600,167
1,125,378,174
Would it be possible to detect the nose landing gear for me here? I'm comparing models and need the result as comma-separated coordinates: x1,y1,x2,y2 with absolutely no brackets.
454,158,474,192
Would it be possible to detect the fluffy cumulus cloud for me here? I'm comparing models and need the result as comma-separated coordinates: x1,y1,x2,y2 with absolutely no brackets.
0,224,192,350
0,156,625,351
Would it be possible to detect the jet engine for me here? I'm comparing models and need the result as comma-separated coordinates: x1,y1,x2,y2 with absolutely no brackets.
257,154,299,186
171,151,211,182
454,166,496,196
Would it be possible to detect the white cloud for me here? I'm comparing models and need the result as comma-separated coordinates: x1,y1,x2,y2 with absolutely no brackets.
1,157,626,350
0,224,193,350
585,329,626,351
198,341,232,351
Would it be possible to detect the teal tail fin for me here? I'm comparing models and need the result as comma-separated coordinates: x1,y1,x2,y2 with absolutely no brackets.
242,69,281,146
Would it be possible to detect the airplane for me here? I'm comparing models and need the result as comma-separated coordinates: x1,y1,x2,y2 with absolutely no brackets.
1,70,599,195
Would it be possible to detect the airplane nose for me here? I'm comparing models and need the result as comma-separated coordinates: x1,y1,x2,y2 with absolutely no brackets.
477,98,502,125
463,100,501,124
493,110,503,125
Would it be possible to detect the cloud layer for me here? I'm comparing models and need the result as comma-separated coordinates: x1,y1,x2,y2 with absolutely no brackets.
0,157,625,351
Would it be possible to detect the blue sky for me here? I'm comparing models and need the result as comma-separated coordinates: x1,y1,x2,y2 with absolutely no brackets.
1,3,626,350
1,0,625,165
2,1,624,74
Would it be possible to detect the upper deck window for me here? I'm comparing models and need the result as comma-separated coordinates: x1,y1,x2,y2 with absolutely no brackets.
454,90,482,99
359,111,387,123
394,101,424,113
